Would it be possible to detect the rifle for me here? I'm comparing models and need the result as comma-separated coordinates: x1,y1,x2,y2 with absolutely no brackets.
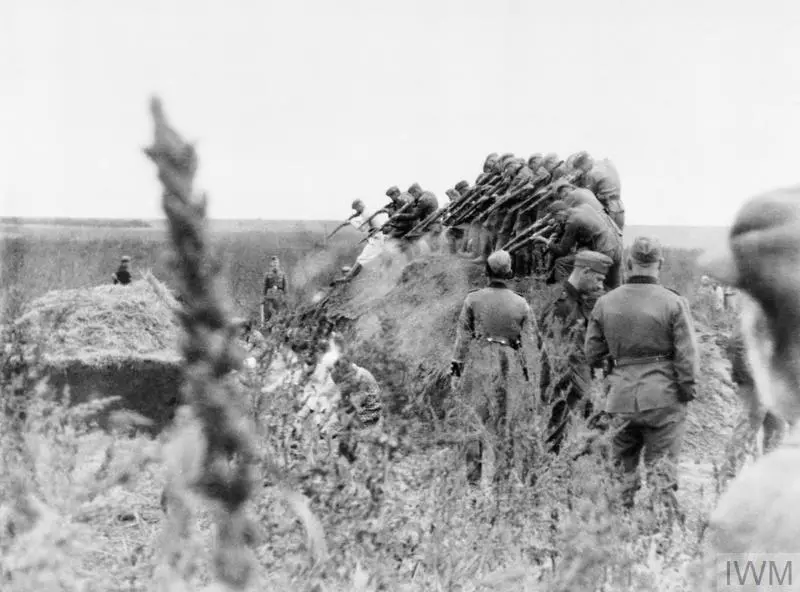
473,183,538,225
507,186,555,216
449,194,495,227
501,215,557,253
404,207,446,239
441,174,500,224
359,199,415,244
327,212,360,239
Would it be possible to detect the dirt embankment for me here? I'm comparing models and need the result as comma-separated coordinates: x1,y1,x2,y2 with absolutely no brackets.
322,253,739,461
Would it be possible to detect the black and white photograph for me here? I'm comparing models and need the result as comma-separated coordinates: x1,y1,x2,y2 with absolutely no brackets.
2,1,800,590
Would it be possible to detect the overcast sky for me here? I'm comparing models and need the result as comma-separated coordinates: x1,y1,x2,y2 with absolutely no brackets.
2,0,799,225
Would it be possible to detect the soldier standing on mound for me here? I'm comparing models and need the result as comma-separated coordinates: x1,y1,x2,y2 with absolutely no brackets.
112,255,133,285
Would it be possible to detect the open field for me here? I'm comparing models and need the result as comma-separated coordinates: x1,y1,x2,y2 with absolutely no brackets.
0,221,742,591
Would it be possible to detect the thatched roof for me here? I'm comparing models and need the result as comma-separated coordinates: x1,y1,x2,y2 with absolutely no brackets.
15,273,181,366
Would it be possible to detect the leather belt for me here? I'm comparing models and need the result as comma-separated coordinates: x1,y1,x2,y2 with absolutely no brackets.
614,354,673,367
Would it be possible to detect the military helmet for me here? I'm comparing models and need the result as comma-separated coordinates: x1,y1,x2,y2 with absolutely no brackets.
455,180,470,193
385,186,400,197
408,183,423,196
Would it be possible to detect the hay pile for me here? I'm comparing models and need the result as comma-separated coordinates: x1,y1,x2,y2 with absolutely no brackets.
15,275,180,365
14,275,183,431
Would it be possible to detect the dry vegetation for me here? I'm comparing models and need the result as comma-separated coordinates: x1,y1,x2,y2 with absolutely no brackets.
0,108,744,591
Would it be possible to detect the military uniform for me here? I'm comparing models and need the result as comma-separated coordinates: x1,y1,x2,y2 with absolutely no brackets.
588,159,625,230
585,238,699,512
549,203,623,290
538,251,612,453
263,264,288,322
451,251,534,484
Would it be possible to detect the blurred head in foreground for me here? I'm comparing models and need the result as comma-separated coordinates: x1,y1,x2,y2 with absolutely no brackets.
701,186,800,423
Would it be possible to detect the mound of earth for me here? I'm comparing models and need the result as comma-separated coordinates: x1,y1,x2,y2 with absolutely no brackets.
317,253,739,461
13,275,183,432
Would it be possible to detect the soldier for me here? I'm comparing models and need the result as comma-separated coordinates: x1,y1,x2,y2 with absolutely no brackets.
590,158,625,230
476,153,500,185
393,183,439,255
585,236,699,519
534,200,623,290
450,250,535,484
332,199,391,284
538,250,613,454
329,332,384,462
571,151,595,190
698,187,800,573
112,255,133,285
385,185,410,214
261,255,288,324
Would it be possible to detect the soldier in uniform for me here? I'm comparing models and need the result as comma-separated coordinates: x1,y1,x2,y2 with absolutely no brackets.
392,183,439,255
112,255,133,285
385,185,411,214
450,250,535,484
534,200,623,290
332,199,391,284
329,332,384,462
262,255,288,324
698,188,800,578
585,237,699,518
538,250,613,453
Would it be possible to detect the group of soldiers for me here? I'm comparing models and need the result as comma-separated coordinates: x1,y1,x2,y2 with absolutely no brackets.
330,150,626,290
449,239,699,520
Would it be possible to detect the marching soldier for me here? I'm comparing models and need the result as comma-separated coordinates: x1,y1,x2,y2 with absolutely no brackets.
538,250,613,453
534,200,623,290
392,183,439,254
450,250,535,485
585,236,699,520
699,187,800,573
262,255,288,324
112,255,133,285
571,152,626,230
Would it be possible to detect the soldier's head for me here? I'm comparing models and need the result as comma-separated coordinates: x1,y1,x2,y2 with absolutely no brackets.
445,188,459,201
542,153,560,171
570,250,613,294
484,153,499,173
528,154,544,171
573,151,594,173
455,180,470,195
498,153,515,167
544,200,571,223
551,179,574,200
486,250,514,280
503,159,523,180
270,255,280,270
627,236,663,278
386,185,401,201
408,183,423,198
120,255,131,269
351,199,365,214
701,187,800,424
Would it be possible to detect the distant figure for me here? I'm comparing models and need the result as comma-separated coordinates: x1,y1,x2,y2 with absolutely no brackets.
112,256,132,285
262,255,287,325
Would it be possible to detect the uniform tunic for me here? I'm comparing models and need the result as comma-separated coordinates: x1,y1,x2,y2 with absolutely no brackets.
452,279,534,482
550,204,623,290
584,276,699,507
538,280,597,451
